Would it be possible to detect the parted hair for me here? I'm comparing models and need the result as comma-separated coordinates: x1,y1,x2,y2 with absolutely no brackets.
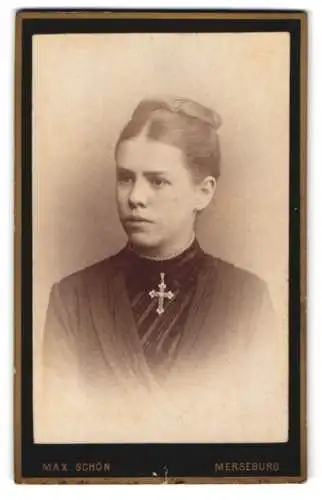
115,96,222,180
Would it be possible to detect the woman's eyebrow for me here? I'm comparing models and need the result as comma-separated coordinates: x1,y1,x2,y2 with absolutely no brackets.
143,170,169,176
116,166,170,176
116,166,134,174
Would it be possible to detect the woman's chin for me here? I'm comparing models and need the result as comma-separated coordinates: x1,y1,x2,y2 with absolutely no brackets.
128,233,161,251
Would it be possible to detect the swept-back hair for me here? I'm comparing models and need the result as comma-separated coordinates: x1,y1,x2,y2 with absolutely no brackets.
115,96,222,181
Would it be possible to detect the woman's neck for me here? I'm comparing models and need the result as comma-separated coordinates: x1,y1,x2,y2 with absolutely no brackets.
130,234,196,261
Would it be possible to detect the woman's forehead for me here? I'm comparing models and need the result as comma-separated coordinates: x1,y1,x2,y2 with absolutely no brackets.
116,135,187,173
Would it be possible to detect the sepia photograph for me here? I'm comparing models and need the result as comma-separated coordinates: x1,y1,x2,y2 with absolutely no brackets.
15,10,306,483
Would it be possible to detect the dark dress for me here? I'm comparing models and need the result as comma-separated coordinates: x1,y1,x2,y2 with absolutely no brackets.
39,241,286,443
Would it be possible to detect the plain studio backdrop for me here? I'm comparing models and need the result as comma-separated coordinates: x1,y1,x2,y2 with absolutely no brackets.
32,32,290,440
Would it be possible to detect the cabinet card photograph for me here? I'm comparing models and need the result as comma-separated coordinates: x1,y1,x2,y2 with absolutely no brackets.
15,10,307,484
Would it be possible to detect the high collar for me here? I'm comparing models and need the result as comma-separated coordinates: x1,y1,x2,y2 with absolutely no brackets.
126,234,196,262
120,238,207,291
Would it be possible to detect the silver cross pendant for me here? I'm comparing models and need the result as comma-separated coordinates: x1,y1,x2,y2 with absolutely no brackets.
148,272,175,315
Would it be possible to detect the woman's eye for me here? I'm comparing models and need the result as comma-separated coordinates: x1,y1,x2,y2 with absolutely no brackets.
118,174,133,184
151,178,168,188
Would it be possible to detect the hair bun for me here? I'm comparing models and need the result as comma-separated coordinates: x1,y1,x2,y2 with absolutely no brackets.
158,95,222,130
135,95,222,131
171,97,222,130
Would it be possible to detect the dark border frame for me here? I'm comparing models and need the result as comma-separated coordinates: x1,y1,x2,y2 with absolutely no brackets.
14,9,307,484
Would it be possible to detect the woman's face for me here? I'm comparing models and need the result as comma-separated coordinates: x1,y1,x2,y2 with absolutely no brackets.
115,135,214,257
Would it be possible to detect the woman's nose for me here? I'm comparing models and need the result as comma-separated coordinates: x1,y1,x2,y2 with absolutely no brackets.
128,179,148,207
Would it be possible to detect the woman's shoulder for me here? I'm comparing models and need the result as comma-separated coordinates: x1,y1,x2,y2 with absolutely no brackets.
203,251,268,292
52,249,125,295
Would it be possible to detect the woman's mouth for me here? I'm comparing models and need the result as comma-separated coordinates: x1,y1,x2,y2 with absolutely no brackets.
123,216,154,229
124,215,153,223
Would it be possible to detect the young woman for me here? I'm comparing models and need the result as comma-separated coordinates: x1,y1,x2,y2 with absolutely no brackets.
41,97,283,443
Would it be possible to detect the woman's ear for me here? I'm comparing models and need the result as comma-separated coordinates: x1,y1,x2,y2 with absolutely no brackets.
195,176,217,212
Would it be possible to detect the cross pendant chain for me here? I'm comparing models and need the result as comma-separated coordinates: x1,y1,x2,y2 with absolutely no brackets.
148,272,175,316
